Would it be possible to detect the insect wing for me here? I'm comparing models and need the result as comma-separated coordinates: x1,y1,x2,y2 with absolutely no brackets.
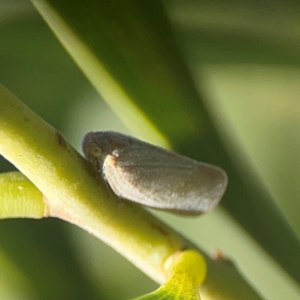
103,140,227,215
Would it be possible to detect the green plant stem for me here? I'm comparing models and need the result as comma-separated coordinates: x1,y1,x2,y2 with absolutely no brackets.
0,84,263,299
0,172,47,219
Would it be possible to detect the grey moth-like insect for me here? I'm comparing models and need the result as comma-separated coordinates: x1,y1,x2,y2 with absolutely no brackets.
82,131,227,215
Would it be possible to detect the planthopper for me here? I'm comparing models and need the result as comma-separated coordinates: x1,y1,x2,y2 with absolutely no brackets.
82,131,227,216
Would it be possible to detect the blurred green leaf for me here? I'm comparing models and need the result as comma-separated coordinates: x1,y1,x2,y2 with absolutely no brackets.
0,247,39,300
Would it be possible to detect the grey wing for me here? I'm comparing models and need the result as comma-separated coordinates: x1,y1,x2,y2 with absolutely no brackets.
104,142,227,215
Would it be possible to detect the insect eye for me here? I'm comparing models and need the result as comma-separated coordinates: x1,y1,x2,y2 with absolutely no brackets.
90,146,102,158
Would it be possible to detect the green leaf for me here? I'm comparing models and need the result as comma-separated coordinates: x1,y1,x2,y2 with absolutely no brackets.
0,247,39,300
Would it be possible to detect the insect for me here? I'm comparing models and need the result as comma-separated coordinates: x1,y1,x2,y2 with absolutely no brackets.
82,131,227,215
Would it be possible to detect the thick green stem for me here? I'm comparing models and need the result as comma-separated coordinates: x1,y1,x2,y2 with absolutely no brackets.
0,172,47,219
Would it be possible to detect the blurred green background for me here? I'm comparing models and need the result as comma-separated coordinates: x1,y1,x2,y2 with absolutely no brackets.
1,0,300,299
